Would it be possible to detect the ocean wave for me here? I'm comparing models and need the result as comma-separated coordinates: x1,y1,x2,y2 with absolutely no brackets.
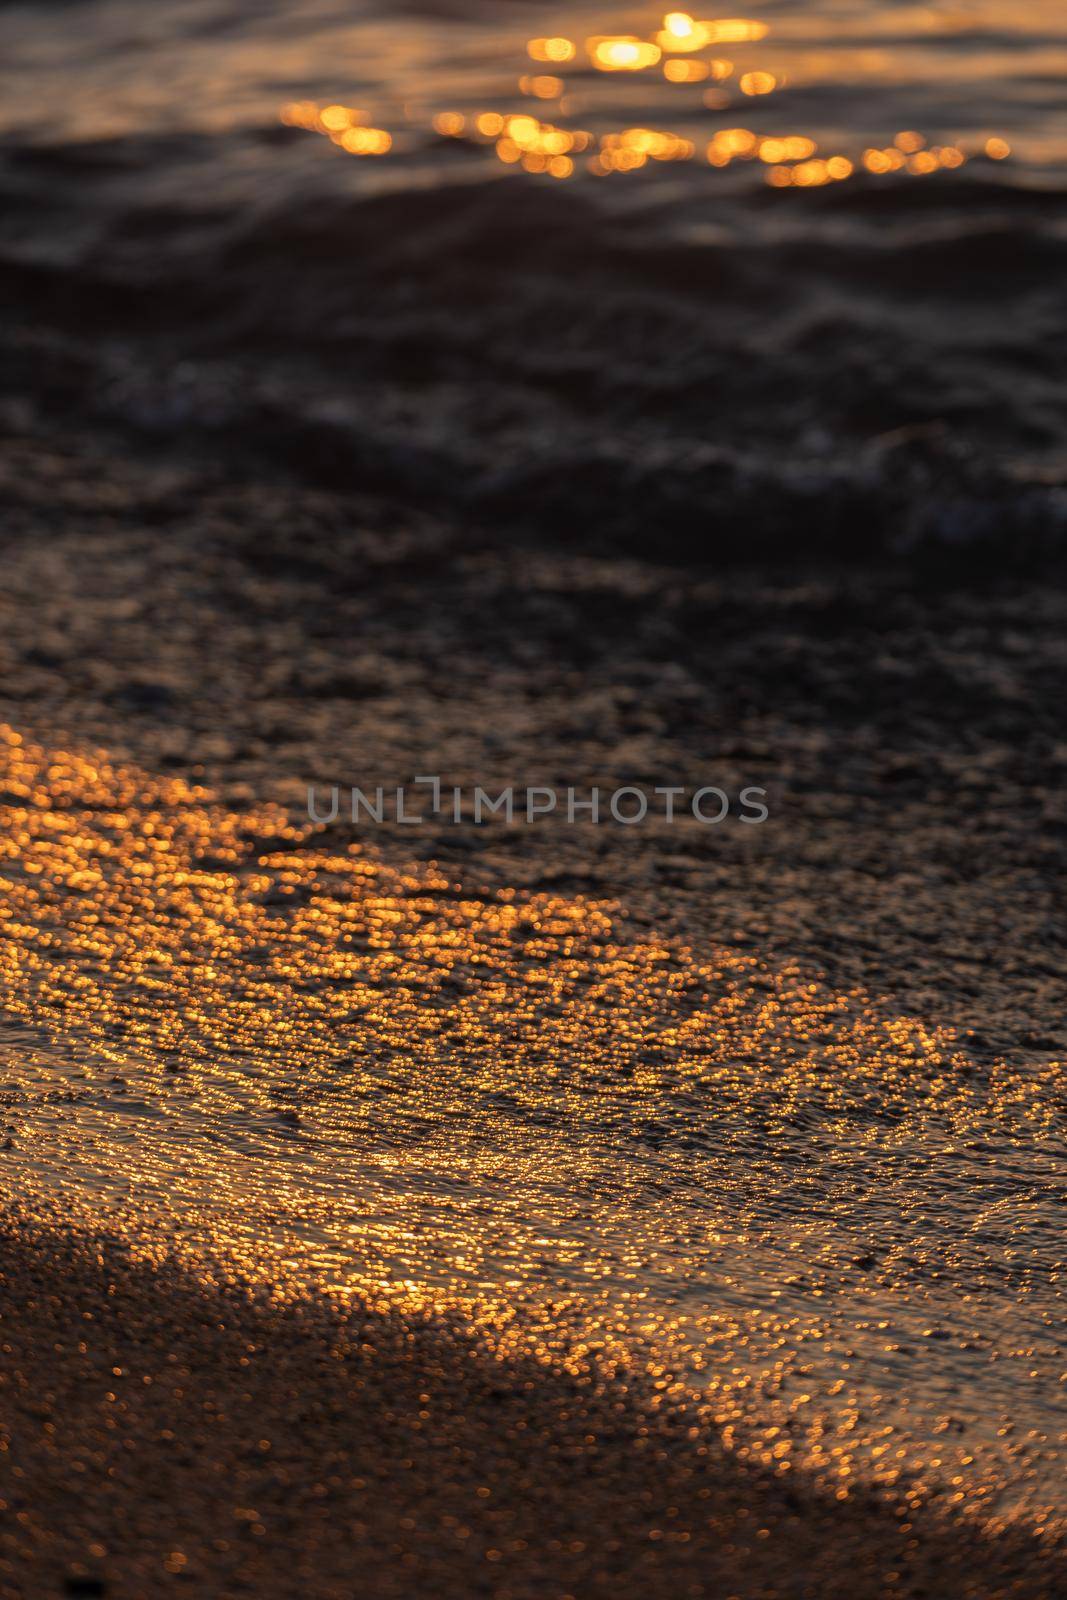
2,140,1065,565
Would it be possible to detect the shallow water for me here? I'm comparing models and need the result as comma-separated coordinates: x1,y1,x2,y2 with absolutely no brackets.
1,727,1063,1532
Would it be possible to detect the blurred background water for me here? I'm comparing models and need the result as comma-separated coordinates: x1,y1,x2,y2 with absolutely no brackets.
4,1,1066,560
3,1,1065,204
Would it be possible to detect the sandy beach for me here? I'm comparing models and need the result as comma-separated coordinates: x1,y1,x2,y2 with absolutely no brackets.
1,418,1064,1596
2,1214,1062,1600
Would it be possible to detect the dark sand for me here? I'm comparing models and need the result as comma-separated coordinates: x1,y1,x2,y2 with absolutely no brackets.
1,1216,1062,1600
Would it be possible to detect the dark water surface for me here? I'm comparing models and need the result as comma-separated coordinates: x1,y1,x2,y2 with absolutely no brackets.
3,3,1067,559
4,1,1066,185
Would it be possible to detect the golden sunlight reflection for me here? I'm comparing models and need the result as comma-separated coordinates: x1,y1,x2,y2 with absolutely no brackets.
657,15,769,50
528,36,578,64
0,725,1063,1535
279,8,1018,189
587,35,663,72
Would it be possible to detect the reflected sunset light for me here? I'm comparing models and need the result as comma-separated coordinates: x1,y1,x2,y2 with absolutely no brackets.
268,7,1029,189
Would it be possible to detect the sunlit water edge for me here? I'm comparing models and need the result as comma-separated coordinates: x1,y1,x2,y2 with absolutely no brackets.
0,724,1063,1534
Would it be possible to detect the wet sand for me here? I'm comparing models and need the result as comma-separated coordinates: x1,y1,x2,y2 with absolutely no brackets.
0,418,1064,1597
1,1215,1062,1600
